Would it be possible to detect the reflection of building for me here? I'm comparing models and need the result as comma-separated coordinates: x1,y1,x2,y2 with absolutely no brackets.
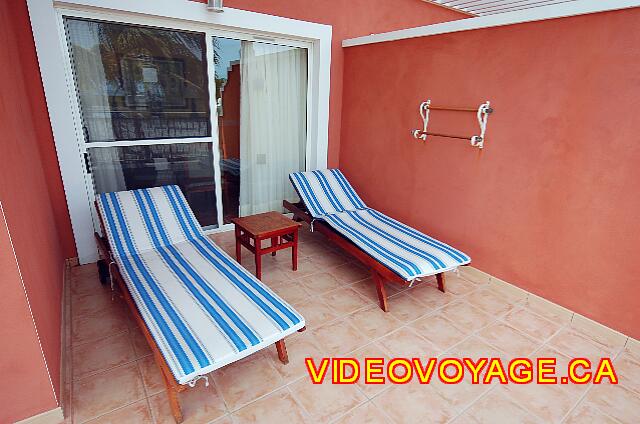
90,23,212,141
218,60,241,222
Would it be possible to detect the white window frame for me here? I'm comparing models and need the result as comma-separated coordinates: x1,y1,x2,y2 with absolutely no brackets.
27,0,332,264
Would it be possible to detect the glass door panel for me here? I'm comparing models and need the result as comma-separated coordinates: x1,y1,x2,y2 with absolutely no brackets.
87,143,217,227
65,18,211,142
65,17,220,229
213,37,308,223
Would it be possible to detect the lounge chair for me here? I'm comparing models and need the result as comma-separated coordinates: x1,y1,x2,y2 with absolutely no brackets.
284,169,470,311
94,185,305,423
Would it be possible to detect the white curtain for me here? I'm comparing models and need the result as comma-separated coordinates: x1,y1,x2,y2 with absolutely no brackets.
67,20,125,193
239,42,307,215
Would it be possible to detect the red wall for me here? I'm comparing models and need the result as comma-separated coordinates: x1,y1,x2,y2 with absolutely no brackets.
0,1,66,420
12,1,76,259
0,213,57,422
340,9,640,338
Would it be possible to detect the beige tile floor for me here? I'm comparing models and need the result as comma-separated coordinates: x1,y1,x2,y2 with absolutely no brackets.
63,227,640,423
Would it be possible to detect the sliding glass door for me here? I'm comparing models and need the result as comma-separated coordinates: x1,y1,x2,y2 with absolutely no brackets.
64,16,309,232
213,38,307,223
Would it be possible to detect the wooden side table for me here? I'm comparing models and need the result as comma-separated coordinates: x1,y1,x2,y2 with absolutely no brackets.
231,212,301,280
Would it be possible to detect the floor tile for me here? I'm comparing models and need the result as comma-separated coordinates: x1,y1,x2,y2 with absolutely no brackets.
350,342,392,398
329,262,370,284
548,328,612,359
298,271,344,294
292,298,339,328
439,300,496,333
503,381,579,422
149,382,226,424
372,383,455,424
273,280,313,305
430,379,492,413
347,304,403,339
320,287,370,316
478,322,540,356
615,351,640,395
290,376,367,423
464,287,517,317
387,292,431,322
232,387,308,423
564,402,620,424
334,401,390,424
308,250,349,269
377,327,440,359
72,332,136,380
73,362,146,423
584,380,640,423
265,335,326,384
71,289,121,321
212,353,285,411
72,305,130,346
137,355,165,396
410,313,468,351
350,278,401,304
442,273,477,296
284,257,323,279
447,336,504,359
502,306,562,341
297,240,332,258
525,295,573,325
128,326,152,358
453,388,543,424
84,400,152,424
259,265,293,287
408,283,456,310
312,318,369,356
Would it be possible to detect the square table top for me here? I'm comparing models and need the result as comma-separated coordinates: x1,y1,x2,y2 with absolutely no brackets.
231,211,301,238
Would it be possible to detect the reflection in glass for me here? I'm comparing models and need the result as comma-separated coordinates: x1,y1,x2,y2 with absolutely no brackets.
213,38,308,223
88,143,217,227
65,18,210,142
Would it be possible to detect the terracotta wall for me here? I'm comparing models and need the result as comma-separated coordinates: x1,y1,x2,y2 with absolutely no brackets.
13,1,76,259
0,1,66,420
340,9,640,338
0,213,58,422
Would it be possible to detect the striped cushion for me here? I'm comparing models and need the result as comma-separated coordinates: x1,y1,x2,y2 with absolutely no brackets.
98,186,304,385
290,170,471,280
289,169,367,217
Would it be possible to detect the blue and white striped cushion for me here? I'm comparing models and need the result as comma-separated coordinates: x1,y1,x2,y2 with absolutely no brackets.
289,169,367,218
98,185,305,385
289,169,471,280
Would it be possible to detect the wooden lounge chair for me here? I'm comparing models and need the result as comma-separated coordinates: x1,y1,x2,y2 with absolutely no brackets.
284,169,471,311
94,185,305,423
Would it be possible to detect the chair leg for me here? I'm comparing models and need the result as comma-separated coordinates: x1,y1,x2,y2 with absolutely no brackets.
97,259,109,285
159,365,183,423
372,271,389,312
167,386,183,424
436,272,446,293
275,339,289,364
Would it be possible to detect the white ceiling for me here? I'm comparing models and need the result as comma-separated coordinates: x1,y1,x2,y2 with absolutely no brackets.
425,0,582,16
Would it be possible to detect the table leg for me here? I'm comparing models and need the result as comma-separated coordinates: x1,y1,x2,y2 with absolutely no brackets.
234,226,241,264
292,228,298,271
271,236,278,256
255,238,262,280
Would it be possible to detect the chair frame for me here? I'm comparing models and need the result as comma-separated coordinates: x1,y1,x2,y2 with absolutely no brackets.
93,202,293,423
283,200,447,311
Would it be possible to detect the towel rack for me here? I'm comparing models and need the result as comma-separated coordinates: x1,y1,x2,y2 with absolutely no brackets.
412,99,493,149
